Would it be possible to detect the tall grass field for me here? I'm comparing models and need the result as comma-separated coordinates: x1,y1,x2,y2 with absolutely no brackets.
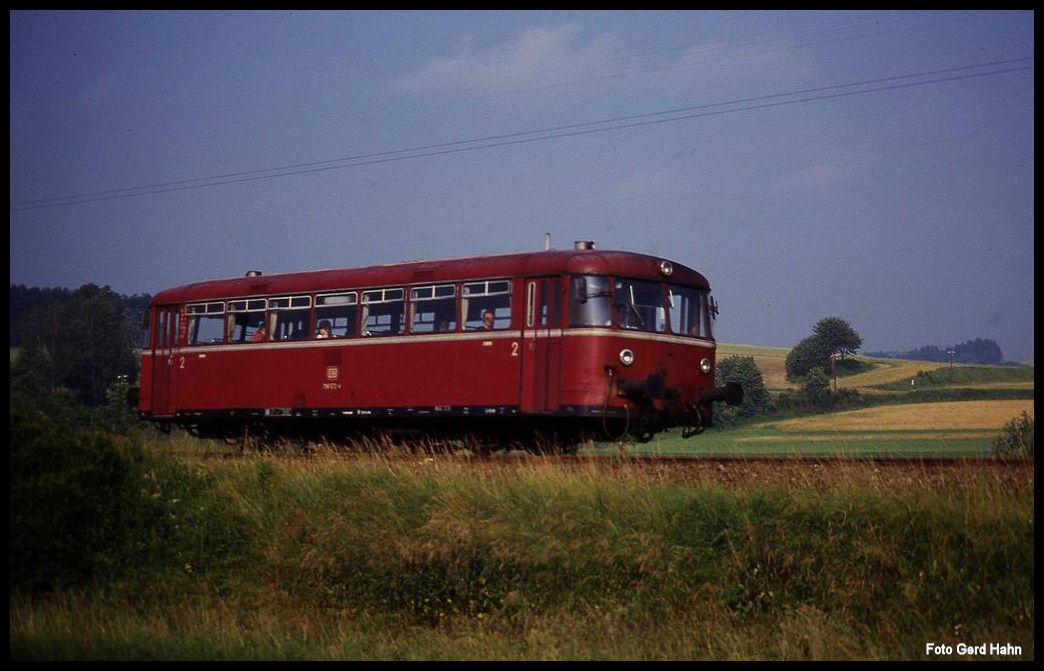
10,433,1033,660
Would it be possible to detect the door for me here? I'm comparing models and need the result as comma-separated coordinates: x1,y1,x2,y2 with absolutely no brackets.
521,278,562,412
151,305,180,416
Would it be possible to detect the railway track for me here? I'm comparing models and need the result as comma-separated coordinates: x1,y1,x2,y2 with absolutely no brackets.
198,446,1033,487
434,452,1031,476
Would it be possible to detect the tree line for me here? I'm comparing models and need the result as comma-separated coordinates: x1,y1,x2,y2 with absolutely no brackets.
10,284,149,406
866,338,1006,365
11,284,150,348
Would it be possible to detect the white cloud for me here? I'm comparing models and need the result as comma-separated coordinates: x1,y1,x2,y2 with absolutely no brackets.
387,24,619,94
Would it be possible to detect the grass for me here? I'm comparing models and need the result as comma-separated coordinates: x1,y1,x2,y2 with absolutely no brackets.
770,399,1034,431
618,399,1034,458
10,450,1034,660
620,427,1002,458
716,342,1034,393
706,343,1033,458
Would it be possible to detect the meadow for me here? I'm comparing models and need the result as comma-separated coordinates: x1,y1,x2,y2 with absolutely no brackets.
9,444,1034,661
10,348,1034,660
701,346,1034,458
630,399,1034,458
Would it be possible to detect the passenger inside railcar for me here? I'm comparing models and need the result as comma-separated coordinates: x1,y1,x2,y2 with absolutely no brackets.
316,320,331,339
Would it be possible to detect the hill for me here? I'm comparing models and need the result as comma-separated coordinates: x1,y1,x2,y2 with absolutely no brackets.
717,342,1033,393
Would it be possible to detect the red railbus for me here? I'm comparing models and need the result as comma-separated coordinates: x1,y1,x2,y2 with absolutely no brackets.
136,244,741,449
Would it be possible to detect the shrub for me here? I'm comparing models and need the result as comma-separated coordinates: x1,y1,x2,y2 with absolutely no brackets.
802,366,833,409
715,355,769,425
993,411,1034,458
9,404,253,595
9,407,143,593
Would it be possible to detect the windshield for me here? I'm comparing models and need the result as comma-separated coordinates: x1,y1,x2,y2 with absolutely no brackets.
569,275,712,337
613,278,667,333
668,284,712,339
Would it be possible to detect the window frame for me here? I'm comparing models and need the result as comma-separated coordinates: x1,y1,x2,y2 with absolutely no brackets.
361,287,406,336
461,279,512,331
185,301,226,345
226,298,267,343
409,283,458,334
267,295,312,342
314,291,358,339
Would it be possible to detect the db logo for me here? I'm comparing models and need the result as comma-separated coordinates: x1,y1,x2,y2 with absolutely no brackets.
326,366,339,381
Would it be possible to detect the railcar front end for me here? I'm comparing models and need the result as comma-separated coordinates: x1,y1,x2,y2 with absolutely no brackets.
553,264,742,442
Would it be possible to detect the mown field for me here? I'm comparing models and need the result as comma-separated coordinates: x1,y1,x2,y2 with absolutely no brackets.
10,347,1034,660
702,344,1034,458
630,399,1034,458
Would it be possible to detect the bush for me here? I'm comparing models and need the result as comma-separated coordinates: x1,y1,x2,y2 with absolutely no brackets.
9,407,143,593
785,335,832,380
715,355,769,425
9,404,253,596
993,411,1034,459
802,366,833,409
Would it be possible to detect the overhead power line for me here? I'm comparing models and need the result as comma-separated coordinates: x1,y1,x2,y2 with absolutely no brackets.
10,57,1033,212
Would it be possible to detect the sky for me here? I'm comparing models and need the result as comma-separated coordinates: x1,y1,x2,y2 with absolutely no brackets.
9,10,1035,361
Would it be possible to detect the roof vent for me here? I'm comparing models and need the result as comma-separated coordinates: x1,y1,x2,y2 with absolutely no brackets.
245,270,263,277
574,240,596,250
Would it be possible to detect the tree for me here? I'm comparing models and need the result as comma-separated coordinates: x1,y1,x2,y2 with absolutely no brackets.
13,284,139,405
812,316,862,359
9,284,71,347
785,317,863,381
715,355,769,424
955,338,1003,365
785,334,833,380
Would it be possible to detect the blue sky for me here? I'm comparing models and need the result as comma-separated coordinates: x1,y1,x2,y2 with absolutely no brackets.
9,10,1035,361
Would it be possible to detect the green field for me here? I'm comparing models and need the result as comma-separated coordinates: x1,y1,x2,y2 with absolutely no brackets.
701,345,1034,458
615,398,1034,458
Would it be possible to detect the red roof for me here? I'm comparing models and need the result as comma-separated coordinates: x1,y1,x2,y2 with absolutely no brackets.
151,248,710,305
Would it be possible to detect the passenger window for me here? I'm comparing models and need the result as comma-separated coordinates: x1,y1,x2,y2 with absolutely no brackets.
268,296,311,341
186,302,225,345
227,299,267,342
315,292,357,338
362,288,405,336
411,284,457,333
462,280,512,330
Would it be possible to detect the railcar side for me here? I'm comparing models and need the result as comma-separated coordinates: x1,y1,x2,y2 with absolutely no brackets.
135,247,741,448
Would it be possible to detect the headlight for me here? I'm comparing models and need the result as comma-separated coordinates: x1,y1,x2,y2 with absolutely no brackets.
700,358,712,374
619,349,635,366
659,260,673,277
